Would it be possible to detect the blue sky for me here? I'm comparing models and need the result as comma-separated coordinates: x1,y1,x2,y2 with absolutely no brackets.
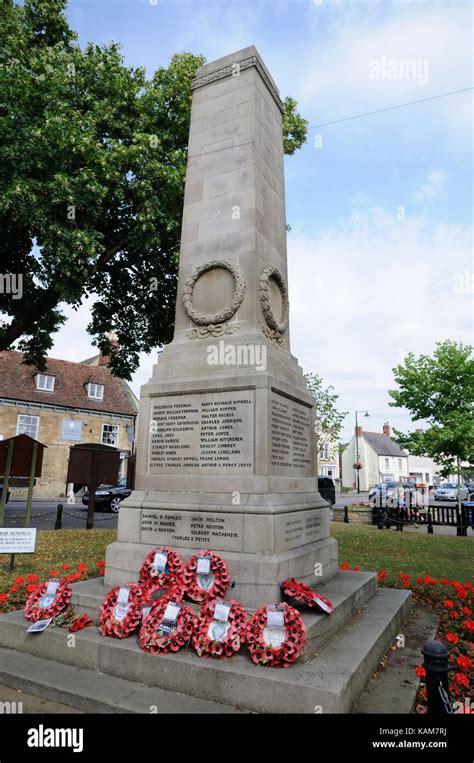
51,0,473,440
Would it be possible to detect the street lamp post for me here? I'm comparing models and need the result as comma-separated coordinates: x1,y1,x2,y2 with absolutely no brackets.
354,410,369,494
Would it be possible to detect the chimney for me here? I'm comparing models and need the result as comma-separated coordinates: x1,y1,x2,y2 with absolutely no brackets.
383,421,391,437
98,331,119,367
355,426,363,436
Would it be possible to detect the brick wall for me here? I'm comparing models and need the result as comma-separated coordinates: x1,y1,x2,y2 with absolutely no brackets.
0,403,134,499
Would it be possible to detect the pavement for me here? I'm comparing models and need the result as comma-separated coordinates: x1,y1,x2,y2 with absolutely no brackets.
1,501,118,530
0,682,82,714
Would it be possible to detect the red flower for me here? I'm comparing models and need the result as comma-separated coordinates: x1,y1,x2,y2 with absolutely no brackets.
69,614,93,633
443,600,455,609
378,570,387,580
49,570,59,577
461,607,472,617
416,577,425,585
440,578,451,586
0,594,9,603
26,584,37,593
463,620,474,633
454,672,470,688
399,572,410,580
61,564,70,570
26,574,39,582
415,666,426,678
340,562,350,570
456,655,472,671
14,577,24,585
352,566,361,572
78,563,87,573
445,632,460,644
99,570,105,576
449,611,459,619
96,561,106,568
9,585,18,593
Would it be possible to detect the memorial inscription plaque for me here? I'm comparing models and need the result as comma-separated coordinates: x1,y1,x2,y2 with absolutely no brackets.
270,391,311,476
149,390,254,474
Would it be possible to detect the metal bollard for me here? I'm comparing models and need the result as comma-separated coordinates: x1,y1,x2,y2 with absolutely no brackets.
344,505,349,524
54,504,63,530
421,639,452,714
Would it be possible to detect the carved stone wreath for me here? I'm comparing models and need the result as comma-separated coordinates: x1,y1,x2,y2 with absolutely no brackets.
259,265,289,335
182,260,246,326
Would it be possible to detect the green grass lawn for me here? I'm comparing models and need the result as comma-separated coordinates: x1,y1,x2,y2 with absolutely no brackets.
331,523,473,583
0,529,117,585
0,525,472,590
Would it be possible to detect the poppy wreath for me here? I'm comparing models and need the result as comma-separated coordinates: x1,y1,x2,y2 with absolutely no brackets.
183,551,231,603
245,602,306,668
139,600,196,655
191,599,248,658
99,582,143,638
139,546,185,590
23,579,72,622
281,578,334,614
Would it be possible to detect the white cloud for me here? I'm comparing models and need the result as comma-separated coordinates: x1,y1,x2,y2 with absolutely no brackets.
412,170,445,205
287,195,472,439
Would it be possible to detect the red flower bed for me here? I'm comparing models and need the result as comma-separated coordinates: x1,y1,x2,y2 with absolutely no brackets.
191,599,247,658
340,564,473,713
140,599,196,655
245,603,306,668
184,551,230,603
99,582,143,638
281,578,334,614
23,578,72,622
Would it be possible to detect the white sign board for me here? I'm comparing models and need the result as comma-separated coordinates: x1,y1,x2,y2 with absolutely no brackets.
0,528,37,554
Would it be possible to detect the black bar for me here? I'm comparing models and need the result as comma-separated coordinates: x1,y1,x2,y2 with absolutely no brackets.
422,639,452,714
54,503,63,530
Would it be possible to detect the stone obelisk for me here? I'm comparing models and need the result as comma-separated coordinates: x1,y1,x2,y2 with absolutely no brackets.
105,46,338,607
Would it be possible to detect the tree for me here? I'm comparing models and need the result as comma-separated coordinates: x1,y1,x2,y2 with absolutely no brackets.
389,340,474,509
0,0,308,379
304,373,348,470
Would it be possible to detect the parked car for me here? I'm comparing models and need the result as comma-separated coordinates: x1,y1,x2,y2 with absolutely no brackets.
318,476,336,508
434,483,469,502
369,481,417,507
82,477,131,513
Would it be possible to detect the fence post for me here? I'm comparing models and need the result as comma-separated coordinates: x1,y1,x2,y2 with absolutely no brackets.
344,505,349,524
421,640,452,714
427,509,433,534
54,504,63,530
377,492,384,529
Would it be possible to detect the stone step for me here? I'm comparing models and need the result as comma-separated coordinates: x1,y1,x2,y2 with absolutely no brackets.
0,647,243,714
69,570,378,660
0,586,411,713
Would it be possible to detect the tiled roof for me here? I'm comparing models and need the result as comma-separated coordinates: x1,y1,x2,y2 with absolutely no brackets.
0,351,138,417
362,432,408,457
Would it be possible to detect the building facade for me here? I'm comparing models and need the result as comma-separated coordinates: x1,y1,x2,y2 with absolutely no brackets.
317,433,340,482
341,422,409,491
0,351,138,499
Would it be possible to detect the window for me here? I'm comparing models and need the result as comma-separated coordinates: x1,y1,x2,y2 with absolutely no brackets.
385,458,390,469
87,383,104,400
426,473,430,483
102,424,119,447
17,414,40,439
319,444,329,460
36,374,55,392
398,458,402,469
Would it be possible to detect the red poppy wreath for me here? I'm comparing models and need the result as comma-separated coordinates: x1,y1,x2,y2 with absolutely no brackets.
139,599,196,655
245,603,306,668
191,599,247,658
99,582,143,638
184,551,230,604
24,578,72,622
140,546,185,594
281,578,334,614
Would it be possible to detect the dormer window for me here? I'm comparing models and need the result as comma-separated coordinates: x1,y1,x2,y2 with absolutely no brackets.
36,373,55,392
87,383,104,400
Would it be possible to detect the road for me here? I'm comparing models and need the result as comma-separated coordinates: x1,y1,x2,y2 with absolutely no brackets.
1,501,118,530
